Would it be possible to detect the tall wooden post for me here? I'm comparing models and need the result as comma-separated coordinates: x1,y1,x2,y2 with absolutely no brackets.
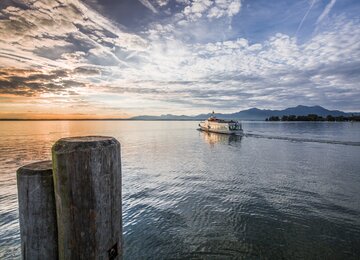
52,136,122,260
17,160,58,259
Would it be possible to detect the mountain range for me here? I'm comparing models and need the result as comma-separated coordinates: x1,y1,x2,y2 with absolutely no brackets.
130,105,358,121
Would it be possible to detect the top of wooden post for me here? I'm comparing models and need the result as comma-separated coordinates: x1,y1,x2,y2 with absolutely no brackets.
52,136,119,154
17,160,52,177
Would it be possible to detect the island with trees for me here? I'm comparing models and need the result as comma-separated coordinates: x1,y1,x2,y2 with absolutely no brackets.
266,114,360,122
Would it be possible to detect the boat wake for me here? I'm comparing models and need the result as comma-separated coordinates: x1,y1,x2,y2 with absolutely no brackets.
244,133,360,146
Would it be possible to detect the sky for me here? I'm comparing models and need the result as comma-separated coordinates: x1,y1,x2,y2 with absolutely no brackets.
0,0,359,119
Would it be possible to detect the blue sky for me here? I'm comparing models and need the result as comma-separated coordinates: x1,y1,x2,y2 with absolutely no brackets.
0,0,359,118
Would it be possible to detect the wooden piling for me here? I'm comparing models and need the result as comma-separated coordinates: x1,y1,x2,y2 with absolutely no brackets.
52,136,122,260
17,160,58,260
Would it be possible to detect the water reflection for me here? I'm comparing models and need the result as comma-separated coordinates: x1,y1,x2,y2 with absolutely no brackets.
200,131,242,146
1,121,360,259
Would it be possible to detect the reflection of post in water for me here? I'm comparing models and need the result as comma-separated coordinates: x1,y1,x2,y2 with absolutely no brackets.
201,131,242,146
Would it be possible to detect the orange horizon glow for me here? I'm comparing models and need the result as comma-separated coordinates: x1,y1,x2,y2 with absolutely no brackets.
0,112,131,120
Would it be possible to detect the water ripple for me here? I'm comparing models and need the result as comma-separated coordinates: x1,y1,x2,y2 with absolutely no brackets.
1,121,360,259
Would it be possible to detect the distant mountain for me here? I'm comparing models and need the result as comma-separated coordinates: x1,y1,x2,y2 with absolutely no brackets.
279,105,347,117
130,105,357,121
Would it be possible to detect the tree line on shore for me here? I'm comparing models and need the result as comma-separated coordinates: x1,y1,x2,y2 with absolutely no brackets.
265,114,360,122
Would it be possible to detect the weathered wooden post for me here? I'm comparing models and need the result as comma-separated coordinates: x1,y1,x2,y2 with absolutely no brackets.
52,136,122,259
17,160,58,259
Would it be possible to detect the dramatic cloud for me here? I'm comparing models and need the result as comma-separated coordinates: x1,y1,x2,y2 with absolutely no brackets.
0,68,87,96
0,0,359,118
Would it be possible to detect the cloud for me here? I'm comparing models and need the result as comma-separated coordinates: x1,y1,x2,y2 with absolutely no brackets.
0,0,146,68
0,68,86,96
131,16,360,111
181,0,241,21
155,0,169,7
0,0,148,97
316,0,336,24
73,66,102,75
0,0,359,115
209,0,241,18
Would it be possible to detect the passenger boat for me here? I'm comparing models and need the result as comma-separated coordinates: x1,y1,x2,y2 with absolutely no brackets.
199,112,243,135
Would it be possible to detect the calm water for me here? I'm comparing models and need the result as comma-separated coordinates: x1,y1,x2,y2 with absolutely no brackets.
0,121,360,259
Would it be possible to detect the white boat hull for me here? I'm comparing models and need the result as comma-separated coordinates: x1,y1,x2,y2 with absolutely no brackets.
199,126,243,135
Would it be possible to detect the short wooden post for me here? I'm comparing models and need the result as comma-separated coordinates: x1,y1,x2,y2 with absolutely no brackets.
52,136,122,260
17,160,58,259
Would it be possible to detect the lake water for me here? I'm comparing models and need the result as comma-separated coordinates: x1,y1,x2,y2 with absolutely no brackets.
0,121,360,259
